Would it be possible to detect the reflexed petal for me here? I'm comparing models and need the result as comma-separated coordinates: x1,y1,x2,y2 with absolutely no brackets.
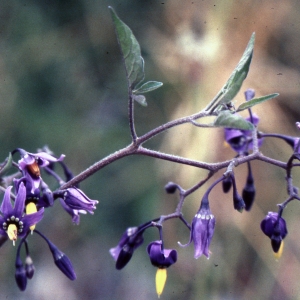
18,153,35,170
147,241,177,268
35,152,65,167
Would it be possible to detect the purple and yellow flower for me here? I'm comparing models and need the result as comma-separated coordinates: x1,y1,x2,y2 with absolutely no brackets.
147,240,177,297
16,149,65,195
0,183,44,245
261,212,288,256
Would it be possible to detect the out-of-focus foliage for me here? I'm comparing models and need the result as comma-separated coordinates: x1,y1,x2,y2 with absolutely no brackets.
1,1,300,300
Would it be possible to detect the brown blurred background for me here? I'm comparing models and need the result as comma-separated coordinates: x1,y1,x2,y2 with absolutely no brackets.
0,1,300,299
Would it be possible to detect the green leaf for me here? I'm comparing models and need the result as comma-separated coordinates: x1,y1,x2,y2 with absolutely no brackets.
214,111,254,130
133,81,163,94
205,33,255,112
237,93,279,112
109,7,144,89
0,152,12,176
132,94,147,106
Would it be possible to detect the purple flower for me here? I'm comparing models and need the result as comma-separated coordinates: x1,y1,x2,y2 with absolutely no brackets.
110,226,145,270
61,187,98,214
224,113,263,153
14,149,64,196
0,183,44,244
261,212,288,253
18,149,65,171
147,240,177,268
180,201,215,259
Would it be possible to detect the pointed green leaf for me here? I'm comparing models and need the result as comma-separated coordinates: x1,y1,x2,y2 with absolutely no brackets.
0,152,12,176
109,7,144,89
132,94,147,106
205,33,255,112
214,111,254,130
237,93,279,112
133,81,163,94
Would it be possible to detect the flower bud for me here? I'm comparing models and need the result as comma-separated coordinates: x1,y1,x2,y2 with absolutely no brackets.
15,256,27,291
222,176,232,193
48,240,76,280
164,182,178,194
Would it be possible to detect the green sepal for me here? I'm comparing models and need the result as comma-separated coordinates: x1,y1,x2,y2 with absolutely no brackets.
133,81,163,94
237,93,279,112
109,7,144,89
214,111,254,130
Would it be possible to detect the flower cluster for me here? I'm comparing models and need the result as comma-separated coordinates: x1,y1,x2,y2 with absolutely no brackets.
0,148,99,291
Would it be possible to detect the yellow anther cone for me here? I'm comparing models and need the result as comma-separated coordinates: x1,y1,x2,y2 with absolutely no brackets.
155,268,167,298
274,241,284,260
7,224,17,245
26,202,37,231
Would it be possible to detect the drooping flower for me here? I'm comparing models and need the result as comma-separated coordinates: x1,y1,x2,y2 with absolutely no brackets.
110,226,145,270
261,212,288,254
0,183,44,244
147,240,177,297
180,200,215,259
147,240,177,268
59,187,98,215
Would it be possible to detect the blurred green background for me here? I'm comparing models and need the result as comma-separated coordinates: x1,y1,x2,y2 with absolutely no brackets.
1,0,300,299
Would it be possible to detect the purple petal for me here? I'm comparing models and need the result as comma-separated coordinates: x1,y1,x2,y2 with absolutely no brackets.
1,186,13,215
34,152,65,167
18,154,35,170
109,245,122,261
22,208,44,234
14,182,26,217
